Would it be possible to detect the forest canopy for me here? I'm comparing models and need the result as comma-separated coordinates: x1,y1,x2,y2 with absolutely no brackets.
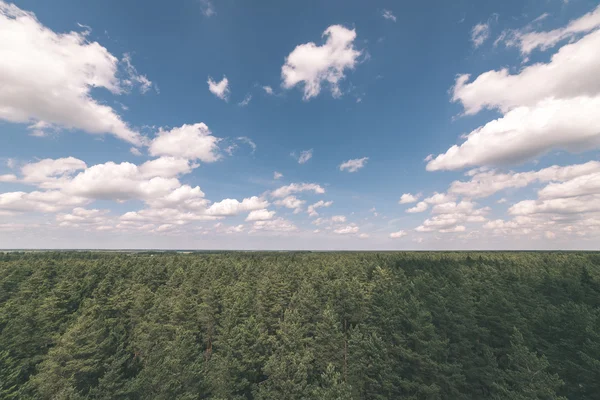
1,251,599,399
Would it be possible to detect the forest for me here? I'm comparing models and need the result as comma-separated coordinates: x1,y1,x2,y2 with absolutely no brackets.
1,251,599,399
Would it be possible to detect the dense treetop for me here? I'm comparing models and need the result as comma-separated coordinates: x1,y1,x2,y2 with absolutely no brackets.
1,251,599,399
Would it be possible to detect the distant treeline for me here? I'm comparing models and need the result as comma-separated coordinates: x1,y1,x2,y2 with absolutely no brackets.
1,252,599,399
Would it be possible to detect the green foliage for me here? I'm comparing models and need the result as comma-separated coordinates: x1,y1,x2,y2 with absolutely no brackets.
0,251,599,399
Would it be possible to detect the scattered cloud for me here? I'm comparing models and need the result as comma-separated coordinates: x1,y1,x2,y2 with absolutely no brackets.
429,25,600,171
399,193,420,204
237,136,257,153
281,25,362,100
497,5,600,55
207,76,230,101
297,149,313,164
200,0,215,17
149,123,221,162
274,195,305,214
0,2,146,144
246,208,276,221
130,147,142,156
334,224,359,234
382,9,396,22
271,183,325,198
389,230,407,238
471,22,490,47
121,53,154,94
307,200,333,217
262,86,274,95
238,94,252,106
339,157,368,172
273,171,283,180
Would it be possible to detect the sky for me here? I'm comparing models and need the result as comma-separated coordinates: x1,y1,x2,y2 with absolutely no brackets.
1,0,600,250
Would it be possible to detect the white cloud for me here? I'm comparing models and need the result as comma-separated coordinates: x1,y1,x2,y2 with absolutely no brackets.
406,201,428,213
246,209,275,221
274,171,283,180
0,190,87,213
237,136,257,153
281,25,362,100
121,53,154,94
274,196,305,213
339,157,368,172
138,157,198,179
149,123,221,162
200,0,215,17
206,196,269,216
452,30,600,116
499,4,600,55
207,76,230,101
262,86,274,95
538,172,600,199
271,182,325,198
130,147,142,156
56,207,110,228
334,225,359,234
64,162,182,201
0,174,17,182
298,149,313,164
448,161,600,198
307,200,333,217
331,215,346,223
389,230,407,238
414,200,488,234
21,157,87,187
238,94,252,106
471,22,490,47
0,2,146,145
251,218,297,232
427,96,600,171
399,193,420,204
382,10,396,22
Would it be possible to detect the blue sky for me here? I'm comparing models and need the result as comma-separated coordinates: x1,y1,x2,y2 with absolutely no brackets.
1,0,599,249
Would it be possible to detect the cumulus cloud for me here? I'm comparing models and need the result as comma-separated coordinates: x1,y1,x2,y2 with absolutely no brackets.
414,200,488,234
331,215,346,223
428,22,600,172
307,200,333,217
448,161,600,199
271,182,325,198
207,76,230,100
206,196,269,216
262,86,274,95
274,171,283,180
452,30,600,116
0,174,17,182
251,218,297,233
406,202,428,213
0,1,147,145
427,96,600,171
21,157,87,187
274,196,305,214
246,209,276,221
334,224,359,234
0,190,87,213
399,193,420,204
339,157,368,172
281,25,362,100
149,123,221,162
389,230,407,238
